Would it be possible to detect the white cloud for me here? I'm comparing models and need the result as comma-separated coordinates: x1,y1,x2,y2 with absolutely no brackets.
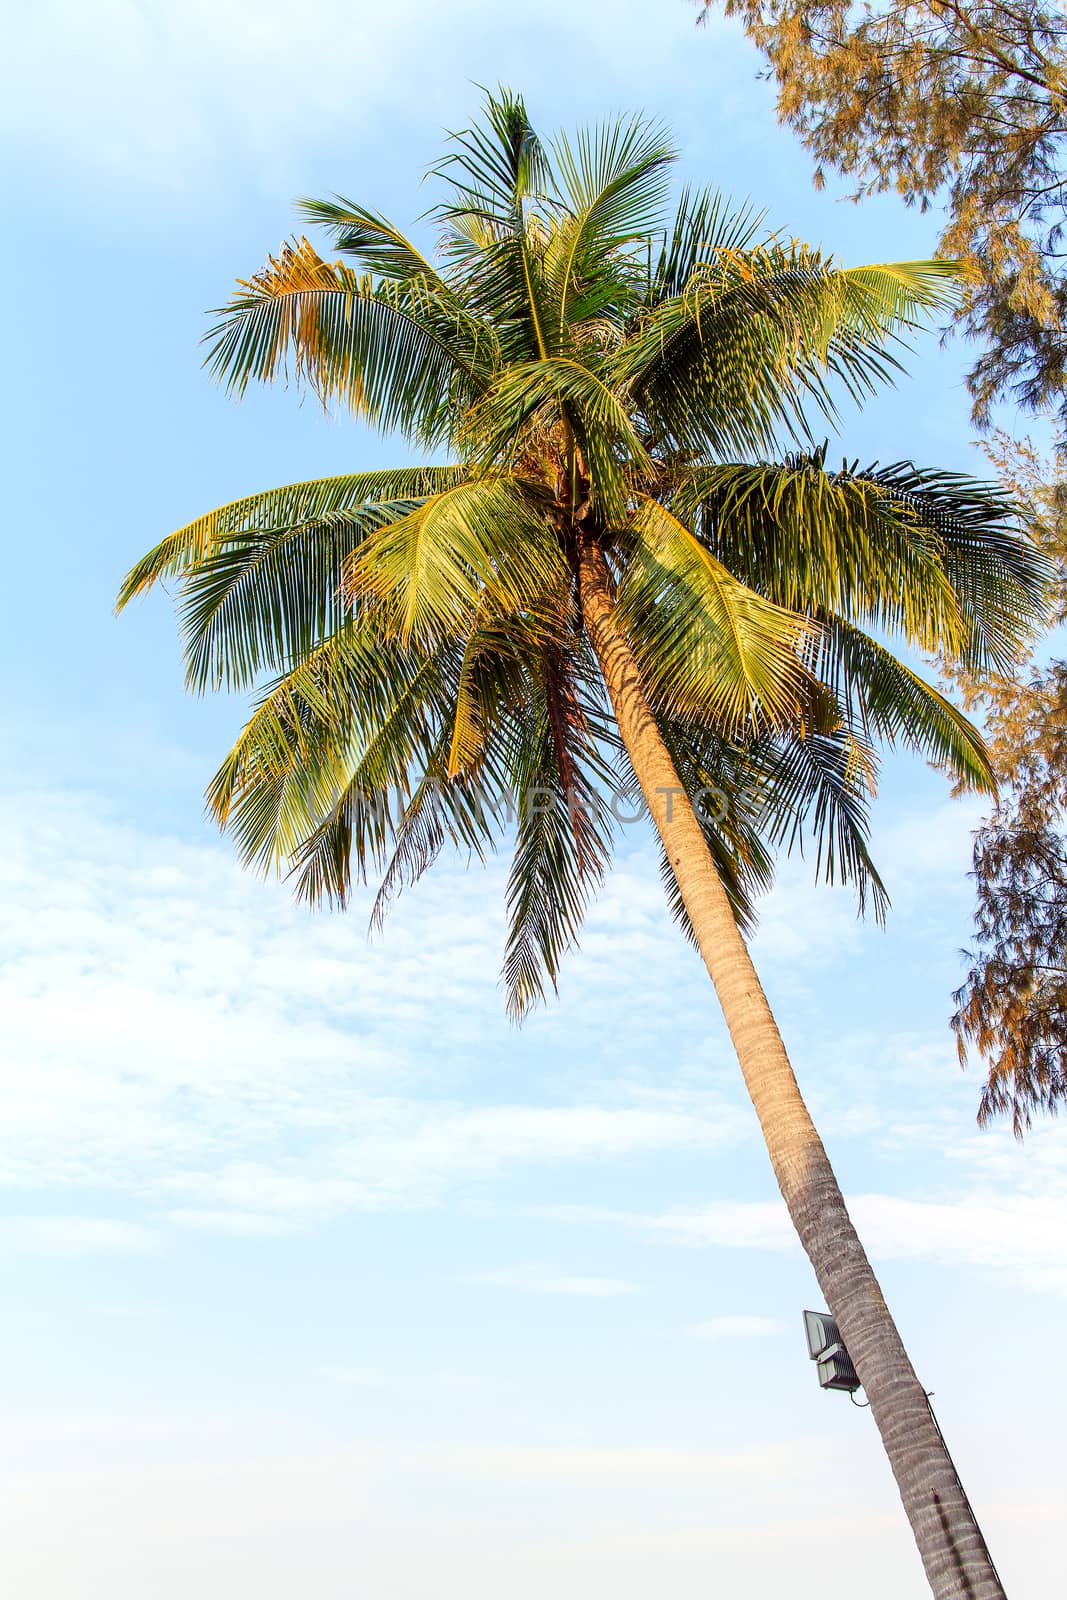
2,0,454,184
459,1264,638,1297
0,1216,157,1255
4,1426,1060,1598
1,0,730,189
531,1201,796,1253
320,1365,385,1388
648,1202,796,1251
0,791,744,1234
533,1185,1067,1295
849,1192,1067,1293
3,781,1062,1295
167,1208,300,1236
689,1315,786,1339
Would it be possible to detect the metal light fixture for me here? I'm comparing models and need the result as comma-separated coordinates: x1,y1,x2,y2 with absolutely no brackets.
803,1309,861,1394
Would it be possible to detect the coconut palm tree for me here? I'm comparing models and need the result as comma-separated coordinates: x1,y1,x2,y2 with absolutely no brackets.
120,91,1045,1597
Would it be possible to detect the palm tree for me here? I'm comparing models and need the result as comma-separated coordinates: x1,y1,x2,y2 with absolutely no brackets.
120,91,1045,1597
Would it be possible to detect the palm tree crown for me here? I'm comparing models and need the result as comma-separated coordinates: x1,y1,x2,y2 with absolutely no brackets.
120,88,1047,1017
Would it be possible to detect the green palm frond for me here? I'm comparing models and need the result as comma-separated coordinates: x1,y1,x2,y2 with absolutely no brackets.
364,761,506,927
644,705,886,933
837,261,961,341
742,725,888,919
814,618,995,792
176,505,379,694
117,467,461,606
503,643,616,1017
444,609,546,777
618,249,961,458
434,87,553,229
369,625,556,928
291,754,502,915
117,467,468,691
464,226,560,364
294,198,444,285
673,456,967,658
547,116,676,330
349,477,567,646
295,626,537,915
619,496,815,731
203,239,489,443
647,187,764,301
462,357,652,518
206,623,447,877
676,454,1051,673
841,460,1052,673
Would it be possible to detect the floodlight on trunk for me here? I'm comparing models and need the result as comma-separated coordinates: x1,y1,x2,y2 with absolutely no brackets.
803,1308,861,1395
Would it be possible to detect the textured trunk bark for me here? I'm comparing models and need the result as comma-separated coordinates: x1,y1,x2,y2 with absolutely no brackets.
577,535,1005,1600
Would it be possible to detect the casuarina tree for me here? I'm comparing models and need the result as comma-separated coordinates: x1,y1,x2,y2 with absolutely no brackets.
696,1,1067,1130
120,92,1046,1597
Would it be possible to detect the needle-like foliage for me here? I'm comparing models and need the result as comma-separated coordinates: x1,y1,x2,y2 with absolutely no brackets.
120,89,1050,1015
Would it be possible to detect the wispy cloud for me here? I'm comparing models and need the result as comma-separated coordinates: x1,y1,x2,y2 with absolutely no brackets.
320,1365,385,1388
459,1264,639,1297
689,1315,786,1339
529,1201,795,1252
6,781,1060,1293
1,0,723,190
167,1209,300,1237
0,791,744,1235
533,1188,1067,1294
850,1191,1067,1293
0,1216,157,1255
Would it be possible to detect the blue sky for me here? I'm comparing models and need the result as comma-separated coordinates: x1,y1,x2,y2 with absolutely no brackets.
2,2,1065,1595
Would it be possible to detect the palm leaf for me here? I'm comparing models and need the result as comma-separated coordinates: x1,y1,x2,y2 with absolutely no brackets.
547,115,676,331
843,460,1052,673
203,239,488,444
618,249,962,458
368,629,550,925
637,706,886,933
295,198,444,285
646,186,764,301
296,623,543,915
206,623,448,877
672,455,968,658
674,454,1052,674
349,477,567,646
117,467,461,606
739,725,888,919
813,618,995,792
363,761,504,925
619,496,815,731
503,642,616,1017
461,357,652,519
117,467,468,692
434,87,553,228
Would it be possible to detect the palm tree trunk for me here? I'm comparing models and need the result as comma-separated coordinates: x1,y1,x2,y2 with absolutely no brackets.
577,535,1005,1600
